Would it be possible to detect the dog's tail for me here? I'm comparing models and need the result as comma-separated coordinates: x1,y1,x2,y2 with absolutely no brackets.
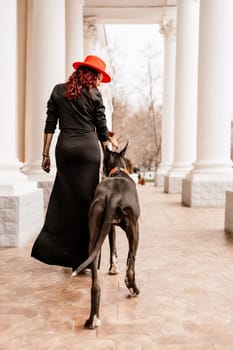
72,217,113,275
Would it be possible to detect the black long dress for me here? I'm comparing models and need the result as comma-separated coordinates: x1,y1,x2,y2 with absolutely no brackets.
31,84,109,269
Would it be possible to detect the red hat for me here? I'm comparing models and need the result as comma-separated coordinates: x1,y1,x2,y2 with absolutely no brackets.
72,55,111,83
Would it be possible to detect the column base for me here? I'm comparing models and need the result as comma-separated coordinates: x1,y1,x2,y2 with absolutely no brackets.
0,188,44,247
225,191,233,234
38,180,54,208
0,161,28,186
155,173,166,187
182,178,233,207
154,165,171,187
164,164,192,193
21,161,56,180
21,162,56,208
164,172,187,193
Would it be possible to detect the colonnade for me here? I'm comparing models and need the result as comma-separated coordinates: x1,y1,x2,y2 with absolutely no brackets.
22,0,111,181
156,0,233,207
0,0,114,247
0,0,233,247
0,1,44,247
0,0,88,246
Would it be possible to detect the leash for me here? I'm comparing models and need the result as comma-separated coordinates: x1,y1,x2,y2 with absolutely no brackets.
108,167,130,177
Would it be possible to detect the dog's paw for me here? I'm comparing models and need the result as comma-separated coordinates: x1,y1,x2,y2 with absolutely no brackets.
109,263,120,275
85,315,101,329
125,277,140,297
109,255,120,275
128,287,140,297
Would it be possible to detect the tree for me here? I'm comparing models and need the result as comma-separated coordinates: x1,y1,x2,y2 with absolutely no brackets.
102,25,163,170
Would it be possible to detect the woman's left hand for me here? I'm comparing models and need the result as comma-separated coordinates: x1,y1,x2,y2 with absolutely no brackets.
42,155,51,173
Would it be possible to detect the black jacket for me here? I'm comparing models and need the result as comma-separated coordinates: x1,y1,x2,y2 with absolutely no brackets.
44,83,109,142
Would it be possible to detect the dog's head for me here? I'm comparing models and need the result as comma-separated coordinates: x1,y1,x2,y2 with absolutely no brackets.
103,141,129,176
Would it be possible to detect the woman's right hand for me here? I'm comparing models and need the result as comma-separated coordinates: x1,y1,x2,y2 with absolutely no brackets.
108,131,118,148
42,155,50,173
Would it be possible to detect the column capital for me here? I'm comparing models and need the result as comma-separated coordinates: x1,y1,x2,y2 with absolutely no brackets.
160,19,176,40
83,16,97,39
177,0,198,4
66,0,84,74
83,16,99,55
67,0,85,6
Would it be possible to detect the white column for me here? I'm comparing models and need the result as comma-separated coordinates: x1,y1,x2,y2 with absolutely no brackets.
23,0,65,180
164,0,199,193
225,191,233,234
83,16,99,56
83,16,113,128
0,0,33,192
0,0,43,247
155,19,176,187
182,0,233,207
65,0,84,78
0,0,25,188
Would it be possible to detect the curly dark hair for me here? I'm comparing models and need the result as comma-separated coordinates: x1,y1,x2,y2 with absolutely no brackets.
64,66,99,100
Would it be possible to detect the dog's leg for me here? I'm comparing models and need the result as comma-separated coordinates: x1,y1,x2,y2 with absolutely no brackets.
124,221,140,297
84,254,101,329
108,225,120,275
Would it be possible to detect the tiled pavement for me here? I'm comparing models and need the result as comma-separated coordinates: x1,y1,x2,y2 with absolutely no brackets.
1,184,233,350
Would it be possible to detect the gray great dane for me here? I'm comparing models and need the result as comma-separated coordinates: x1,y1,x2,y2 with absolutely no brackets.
72,142,140,329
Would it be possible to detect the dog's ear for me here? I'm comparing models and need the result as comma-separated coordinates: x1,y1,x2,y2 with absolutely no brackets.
120,140,129,158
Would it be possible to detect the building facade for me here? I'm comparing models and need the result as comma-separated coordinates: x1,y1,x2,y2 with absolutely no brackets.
1,0,233,247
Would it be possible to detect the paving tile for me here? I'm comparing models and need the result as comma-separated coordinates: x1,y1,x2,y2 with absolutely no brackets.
143,344,215,350
1,185,233,349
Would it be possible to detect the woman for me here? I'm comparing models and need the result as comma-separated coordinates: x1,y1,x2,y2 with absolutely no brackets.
31,55,116,271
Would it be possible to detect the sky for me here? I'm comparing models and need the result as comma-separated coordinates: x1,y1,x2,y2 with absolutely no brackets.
105,24,163,54
104,24,164,107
